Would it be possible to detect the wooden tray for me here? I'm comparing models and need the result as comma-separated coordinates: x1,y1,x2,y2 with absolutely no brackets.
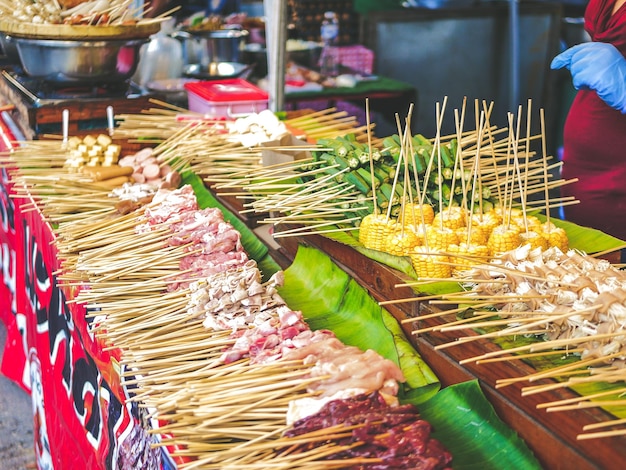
273,230,626,470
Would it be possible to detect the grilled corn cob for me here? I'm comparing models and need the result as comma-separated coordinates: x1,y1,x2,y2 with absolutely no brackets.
426,225,459,251
468,212,501,242
448,242,490,274
487,224,522,256
539,222,569,252
358,213,397,252
399,202,435,227
410,246,452,278
433,206,466,230
519,230,549,251
479,210,504,229
511,215,542,232
384,225,422,257
493,207,524,220
455,226,488,246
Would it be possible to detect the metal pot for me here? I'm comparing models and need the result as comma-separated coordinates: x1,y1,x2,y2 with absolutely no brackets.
241,41,323,79
172,28,249,67
0,34,19,63
9,37,147,84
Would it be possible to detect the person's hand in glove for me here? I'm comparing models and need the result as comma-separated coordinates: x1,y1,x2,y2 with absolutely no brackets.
551,41,626,113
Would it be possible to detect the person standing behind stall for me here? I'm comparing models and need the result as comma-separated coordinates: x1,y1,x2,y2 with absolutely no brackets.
551,0,626,241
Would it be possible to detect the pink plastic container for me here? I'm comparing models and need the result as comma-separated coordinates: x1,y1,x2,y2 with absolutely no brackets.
184,79,269,117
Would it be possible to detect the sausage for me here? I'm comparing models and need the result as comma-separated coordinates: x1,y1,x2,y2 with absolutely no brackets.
134,147,154,163
82,165,134,181
91,175,131,190
142,163,161,180
132,171,146,184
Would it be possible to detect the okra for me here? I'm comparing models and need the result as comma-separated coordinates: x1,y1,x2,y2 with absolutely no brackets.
430,183,451,202
344,170,371,194
356,167,379,189
356,148,371,166
378,162,396,180
373,166,390,184
411,150,427,175
317,138,349,158
346,153,361,169
412,134,432,147
440,143,454,168
379,183,398,207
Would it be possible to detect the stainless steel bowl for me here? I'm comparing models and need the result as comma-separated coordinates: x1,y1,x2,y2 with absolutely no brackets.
10,37,147,84
172,28,249,66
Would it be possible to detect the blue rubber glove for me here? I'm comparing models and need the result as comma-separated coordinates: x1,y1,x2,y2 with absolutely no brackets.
551,42,626,113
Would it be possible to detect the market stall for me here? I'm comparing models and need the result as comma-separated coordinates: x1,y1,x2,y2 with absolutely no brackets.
2,1,626,470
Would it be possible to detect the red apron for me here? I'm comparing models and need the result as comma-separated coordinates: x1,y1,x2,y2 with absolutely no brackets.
561,0,626,240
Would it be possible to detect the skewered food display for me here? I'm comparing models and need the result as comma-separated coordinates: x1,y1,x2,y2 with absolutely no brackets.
64,132,121,168
7,0,143,25
202,99,626,445
0,109,462,468
54,179,455,468
215,100,574,280
283,391,453,469
3,97,624,468
409,242,626,440
0,0,166,41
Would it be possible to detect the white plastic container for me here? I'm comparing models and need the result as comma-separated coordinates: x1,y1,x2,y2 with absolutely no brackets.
184,79,269,117
133,19,183,87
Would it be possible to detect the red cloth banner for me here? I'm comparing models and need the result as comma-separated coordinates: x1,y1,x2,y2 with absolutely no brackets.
0,115,166,469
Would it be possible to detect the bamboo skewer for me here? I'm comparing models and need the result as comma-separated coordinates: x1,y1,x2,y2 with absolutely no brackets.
9,95,626,461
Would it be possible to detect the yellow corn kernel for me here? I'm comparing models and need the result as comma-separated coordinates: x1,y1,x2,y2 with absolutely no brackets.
448,242,490,274
493,207,523,220
384,226,422,257
519,230,549,251
540,223,569,252
359,214,397,252
455,226,488,246
410,246,452,279
487,224,522,256
469,213,500,239
510,215,542,232
433,206,466,230
479,210,503,228
525,215,543,228
426,225,459,251
399,202,435,227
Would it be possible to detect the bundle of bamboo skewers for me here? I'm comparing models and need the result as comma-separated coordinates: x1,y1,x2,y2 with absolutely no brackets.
1,107,452,467
5,95,626,449
203,97,626,441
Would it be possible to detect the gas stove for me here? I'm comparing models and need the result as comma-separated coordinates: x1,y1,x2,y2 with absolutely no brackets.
0,66,163,139
1,67,144,106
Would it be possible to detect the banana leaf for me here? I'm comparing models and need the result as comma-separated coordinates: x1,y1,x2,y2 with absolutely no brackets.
279,246,540,469
534,213,626,253
419,380,542,470
320,229,419,278
279,245,441,403
492,333,626,421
